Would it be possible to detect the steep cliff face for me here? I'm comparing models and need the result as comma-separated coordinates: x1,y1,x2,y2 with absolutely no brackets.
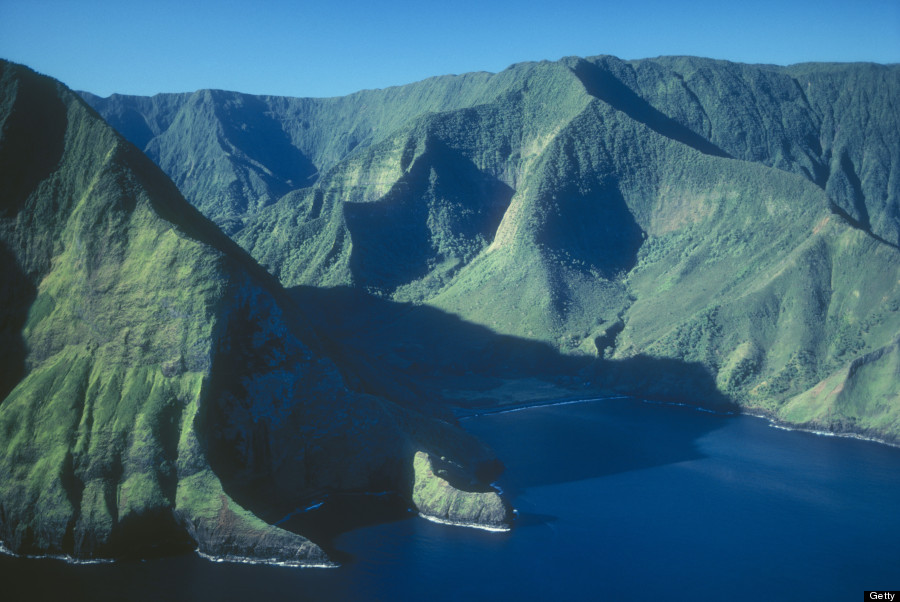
0,61,505,562
82,57,900,439
84,58,899,248
412,452,512,531
237,58,899,441
777,336,900,438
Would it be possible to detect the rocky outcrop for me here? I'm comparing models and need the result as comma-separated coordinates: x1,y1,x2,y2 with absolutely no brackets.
411,451,512,531
0,61,502,564
177,469,332,566
84,58,900,444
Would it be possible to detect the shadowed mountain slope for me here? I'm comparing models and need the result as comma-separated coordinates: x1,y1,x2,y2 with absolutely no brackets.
84,56,899,246
0,61,503,562
83,56,900,442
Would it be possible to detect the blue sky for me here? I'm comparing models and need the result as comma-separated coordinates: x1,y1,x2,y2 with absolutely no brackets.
1,0,898,98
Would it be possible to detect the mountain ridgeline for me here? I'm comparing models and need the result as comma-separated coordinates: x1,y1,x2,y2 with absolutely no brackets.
0,61,508,563
84,55,900,443
1,53,898,564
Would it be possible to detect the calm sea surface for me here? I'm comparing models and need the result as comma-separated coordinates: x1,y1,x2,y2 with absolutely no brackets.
3,397,899,601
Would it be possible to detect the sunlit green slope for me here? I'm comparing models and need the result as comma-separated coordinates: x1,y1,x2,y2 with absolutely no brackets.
0,61,501,561
84,56,900,442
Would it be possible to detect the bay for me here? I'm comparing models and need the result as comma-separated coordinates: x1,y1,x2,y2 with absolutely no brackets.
3,397,898,601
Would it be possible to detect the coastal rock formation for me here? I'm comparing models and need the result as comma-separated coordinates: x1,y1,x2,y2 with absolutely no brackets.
412,451,512,530
0,60,506,562
86,57,900,443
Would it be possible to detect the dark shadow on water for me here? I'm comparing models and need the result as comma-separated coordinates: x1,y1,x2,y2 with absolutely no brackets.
512,512,559,529
275,493,413,563
287,285,737,502
194,281,736,553
465,397,732,498
289,284,735,410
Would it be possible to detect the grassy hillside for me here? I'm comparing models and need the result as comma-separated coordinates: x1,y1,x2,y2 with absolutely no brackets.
0,61,503,561
83,56,900,442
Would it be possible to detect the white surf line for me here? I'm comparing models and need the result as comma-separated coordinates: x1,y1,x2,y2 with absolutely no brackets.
461,392,898,450
196,550,338,568
458,395,630,419
743,412,900,448
417,513,512,533
461,394,742,420
0,540,338,568
466,394,896,447
638,398,736,416
0,541,114,564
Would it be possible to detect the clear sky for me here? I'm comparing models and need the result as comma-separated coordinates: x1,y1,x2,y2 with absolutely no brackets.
1,0,898,98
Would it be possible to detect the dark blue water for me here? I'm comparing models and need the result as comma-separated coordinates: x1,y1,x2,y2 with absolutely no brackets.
3,398,899,601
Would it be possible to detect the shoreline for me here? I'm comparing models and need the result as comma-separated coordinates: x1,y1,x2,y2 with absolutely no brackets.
457,392,899,449
0,540,338,570
455,394,631,419
0,541,114,565
195,550,338,568
742,410,900,449
5,392,894,570
417,512,512,533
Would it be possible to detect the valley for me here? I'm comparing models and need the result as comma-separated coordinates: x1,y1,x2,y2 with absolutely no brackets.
0,53,897,568
85,55,900,443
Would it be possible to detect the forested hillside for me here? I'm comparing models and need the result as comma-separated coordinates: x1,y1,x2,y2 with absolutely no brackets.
84,56,900,441
0,61,505,562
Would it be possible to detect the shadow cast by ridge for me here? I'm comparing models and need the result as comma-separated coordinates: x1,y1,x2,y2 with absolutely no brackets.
568,58,732,160
289,284,737,414
0,242,34,403
463,396,731,496
284,285,736,495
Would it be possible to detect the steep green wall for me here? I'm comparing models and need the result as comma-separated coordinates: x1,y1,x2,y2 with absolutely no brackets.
82,57,900,442
1,61,504,561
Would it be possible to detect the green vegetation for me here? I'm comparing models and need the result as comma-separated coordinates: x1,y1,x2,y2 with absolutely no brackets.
0,61,503,561
778,337,900,436
3,51,898,561
412,451,511,529
84,55,899,442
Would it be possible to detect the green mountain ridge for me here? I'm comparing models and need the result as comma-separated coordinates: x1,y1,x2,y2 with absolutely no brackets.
2,50,898,567
84,55,900,443
0,61,505,562
83,57,900,245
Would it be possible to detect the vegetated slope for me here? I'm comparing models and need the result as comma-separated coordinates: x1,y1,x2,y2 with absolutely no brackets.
81,66,544,230
83,56,900,247
85,56,900,442
0,61,502,562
